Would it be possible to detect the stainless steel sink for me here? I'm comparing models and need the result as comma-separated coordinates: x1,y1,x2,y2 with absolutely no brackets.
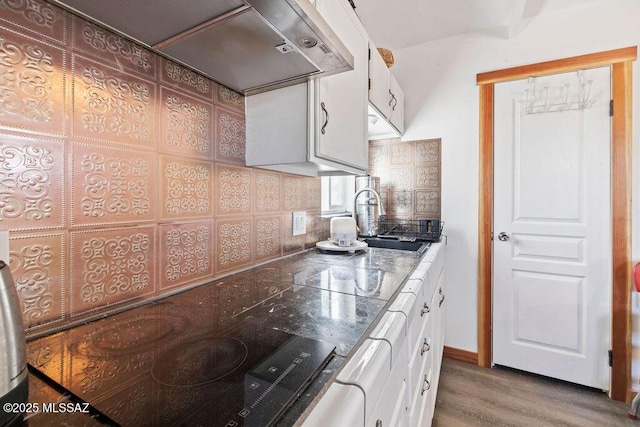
362,237,430,253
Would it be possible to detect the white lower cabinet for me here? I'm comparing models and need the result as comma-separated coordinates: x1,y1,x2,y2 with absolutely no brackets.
302,382,366,427
303,244,445,426
368,343,409,426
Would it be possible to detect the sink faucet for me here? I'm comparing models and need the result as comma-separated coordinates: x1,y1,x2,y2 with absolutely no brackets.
352,187,386,220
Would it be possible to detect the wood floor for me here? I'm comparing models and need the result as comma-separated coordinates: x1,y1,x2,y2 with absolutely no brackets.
432,357,637,427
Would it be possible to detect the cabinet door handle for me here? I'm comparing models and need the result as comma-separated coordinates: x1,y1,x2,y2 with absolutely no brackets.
439,288,445,307
376,420,382,427
391,93,398,111
421,302,430,316
320,101,329,134
421,338,431,356
388,89,393,106
421,375,431,395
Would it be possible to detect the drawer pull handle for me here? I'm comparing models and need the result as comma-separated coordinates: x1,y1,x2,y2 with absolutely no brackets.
421,338,431,356
439,288,445,307
421,302,430,316
421,375,431,395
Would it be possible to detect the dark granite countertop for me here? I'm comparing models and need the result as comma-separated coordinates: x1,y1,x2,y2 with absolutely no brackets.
24,246,426,426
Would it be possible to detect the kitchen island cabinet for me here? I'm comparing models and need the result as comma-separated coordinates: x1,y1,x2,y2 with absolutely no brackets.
246,0,369,176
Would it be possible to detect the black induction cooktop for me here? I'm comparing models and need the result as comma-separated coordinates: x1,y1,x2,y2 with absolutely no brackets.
27,296,335,427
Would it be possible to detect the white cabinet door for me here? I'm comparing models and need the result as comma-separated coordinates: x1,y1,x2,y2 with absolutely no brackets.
368,41,391,118
313,0,368,171
389,74,404,133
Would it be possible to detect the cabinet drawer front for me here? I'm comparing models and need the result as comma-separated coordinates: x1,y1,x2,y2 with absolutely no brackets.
408,366,434,427
406,316,432,407
389,292,427,353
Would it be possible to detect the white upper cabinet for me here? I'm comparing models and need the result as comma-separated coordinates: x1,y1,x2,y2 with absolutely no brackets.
367,42,405,140
368,42,391,118
389,73,405,133
245,0,368,176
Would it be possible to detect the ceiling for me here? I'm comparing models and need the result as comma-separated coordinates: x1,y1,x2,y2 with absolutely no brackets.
353,0,611,51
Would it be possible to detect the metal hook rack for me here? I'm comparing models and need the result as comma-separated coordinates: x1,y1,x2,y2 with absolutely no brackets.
523,70,595,115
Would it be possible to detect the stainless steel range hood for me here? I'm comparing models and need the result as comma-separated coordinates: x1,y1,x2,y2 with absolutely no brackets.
50,0,354,95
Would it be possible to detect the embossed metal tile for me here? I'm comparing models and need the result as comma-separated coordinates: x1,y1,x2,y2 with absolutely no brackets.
9,233,67,330
305,211,322,249
368,142,389,168
71,142,157,227
159,86,213,159
415,164,441,190
71,15,155,77
159,221,214,290
255,170,282,213
70,227,157,316
283,175,304,212
0,132,65,230
159,57,213,101
160,155,213,220
0,28,67,135
255,215,282,262
388,166,414,190
214,106,246,165
215,218,253,274
388,190,414,215
0,0,67,44
305,178,321,211
415,190,441,216
215,165,252,216
215,84,245,112
415,138,441,164
71,54,156,147
390,140,415,166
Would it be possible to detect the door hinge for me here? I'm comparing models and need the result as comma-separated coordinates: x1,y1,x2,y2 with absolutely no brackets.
608,349,613,367
368,48,371,60
368,78,371,91
609,100,614,117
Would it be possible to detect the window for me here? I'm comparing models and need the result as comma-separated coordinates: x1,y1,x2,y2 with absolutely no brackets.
321,176,355,214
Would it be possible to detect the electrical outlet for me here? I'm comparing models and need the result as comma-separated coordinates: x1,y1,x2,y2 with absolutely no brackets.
292,211,306,236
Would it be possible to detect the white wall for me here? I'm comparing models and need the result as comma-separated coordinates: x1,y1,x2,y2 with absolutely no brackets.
390,0,640,373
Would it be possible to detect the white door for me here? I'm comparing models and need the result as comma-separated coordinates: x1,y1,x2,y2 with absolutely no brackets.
493,67,612,389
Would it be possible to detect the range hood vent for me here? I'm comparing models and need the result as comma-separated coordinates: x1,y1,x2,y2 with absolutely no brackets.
50,0,354,95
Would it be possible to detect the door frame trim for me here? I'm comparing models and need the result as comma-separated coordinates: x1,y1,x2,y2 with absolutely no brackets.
476,46,637,401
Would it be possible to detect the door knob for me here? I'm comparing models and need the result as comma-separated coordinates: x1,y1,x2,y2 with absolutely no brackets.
497,232,510,241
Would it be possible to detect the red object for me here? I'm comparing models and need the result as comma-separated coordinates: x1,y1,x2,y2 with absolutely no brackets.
633,262,640,293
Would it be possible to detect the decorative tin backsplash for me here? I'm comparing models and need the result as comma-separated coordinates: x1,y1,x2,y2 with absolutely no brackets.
0,0,324,336
368,138,442,220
